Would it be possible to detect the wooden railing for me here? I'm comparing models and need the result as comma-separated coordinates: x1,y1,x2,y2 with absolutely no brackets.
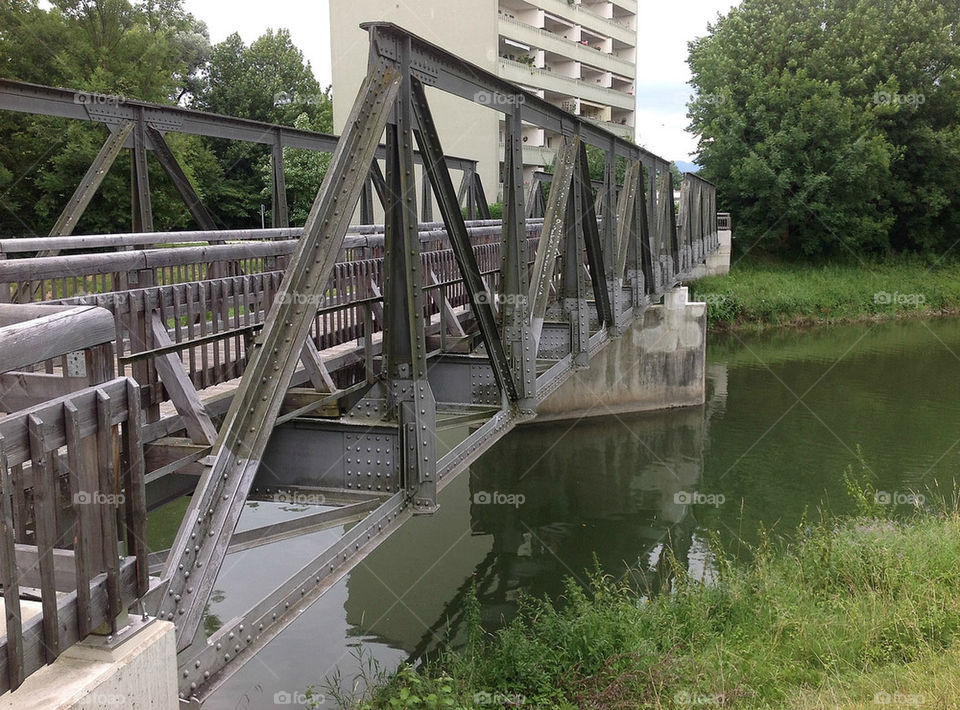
0,226,542,423
0,377,148,692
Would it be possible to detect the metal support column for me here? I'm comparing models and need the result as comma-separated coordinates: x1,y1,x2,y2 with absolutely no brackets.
271,131,289,228
502,105,539,408
576,143,613,328
131,110,153,233
561,156,588,366
381,37,438,511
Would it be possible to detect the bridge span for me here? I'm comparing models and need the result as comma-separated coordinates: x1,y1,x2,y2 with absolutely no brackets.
0,23,727,706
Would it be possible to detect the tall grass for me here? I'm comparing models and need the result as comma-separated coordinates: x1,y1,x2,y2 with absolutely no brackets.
689,256,960,330
327,474,960,708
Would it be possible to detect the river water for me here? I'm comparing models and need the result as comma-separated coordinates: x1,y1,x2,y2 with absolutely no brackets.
147,317,960,709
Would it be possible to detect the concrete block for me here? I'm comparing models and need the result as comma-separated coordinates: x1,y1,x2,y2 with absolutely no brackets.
0,619,178,710
535,286,707,421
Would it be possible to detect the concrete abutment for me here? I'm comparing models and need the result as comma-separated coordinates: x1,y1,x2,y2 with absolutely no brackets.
536,287,707,421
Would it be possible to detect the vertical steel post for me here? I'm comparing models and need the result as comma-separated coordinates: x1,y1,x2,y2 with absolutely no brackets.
131,109,153,233
420,168,434,222
271,131,289,228
360,177,375,225
602,138,622,330
561,153,588,366
381,35,438,510
502,102,537,409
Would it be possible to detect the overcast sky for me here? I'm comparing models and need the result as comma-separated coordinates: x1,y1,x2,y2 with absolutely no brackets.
183,0,740,162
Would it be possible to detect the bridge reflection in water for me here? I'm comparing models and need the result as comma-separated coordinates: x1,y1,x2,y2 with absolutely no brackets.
340,363,728,661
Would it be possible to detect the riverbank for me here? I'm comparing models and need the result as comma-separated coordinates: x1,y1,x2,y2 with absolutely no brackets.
688,257,960,331
326,479,960,709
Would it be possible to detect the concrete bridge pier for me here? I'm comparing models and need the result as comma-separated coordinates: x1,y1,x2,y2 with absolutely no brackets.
535,287,707,421
689,228,732,279
0,618,177,709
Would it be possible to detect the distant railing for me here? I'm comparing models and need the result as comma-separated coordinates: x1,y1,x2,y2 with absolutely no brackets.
717,212,731,230
0,376,148,692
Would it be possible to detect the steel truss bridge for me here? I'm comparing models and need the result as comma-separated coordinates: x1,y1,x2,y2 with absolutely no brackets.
0,23,720,704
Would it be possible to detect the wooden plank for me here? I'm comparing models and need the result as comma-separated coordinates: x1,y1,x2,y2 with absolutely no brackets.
149,312,217,446
299,339,336,394
95,390,120,633
427,270,466,338
0,372,87,412
27,414,60,661
122,379,148,596
0,305,114,375
63,402,91,637
0,378,129,468
8,544,79,592
0,435,23,689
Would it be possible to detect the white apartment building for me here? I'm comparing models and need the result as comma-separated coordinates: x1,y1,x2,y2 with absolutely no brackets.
330,0,637,204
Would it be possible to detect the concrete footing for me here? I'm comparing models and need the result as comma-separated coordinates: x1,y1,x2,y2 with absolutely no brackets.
687,230,732,279
535,286,707,421
0,618,178,710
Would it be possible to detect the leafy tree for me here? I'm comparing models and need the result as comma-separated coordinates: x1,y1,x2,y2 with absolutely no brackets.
258,110,333,226
687,0,960,257
192,29,333,228
0,0,212,236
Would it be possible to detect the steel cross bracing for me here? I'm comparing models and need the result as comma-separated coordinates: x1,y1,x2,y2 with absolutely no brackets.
0,25,719,703
0,78,480,243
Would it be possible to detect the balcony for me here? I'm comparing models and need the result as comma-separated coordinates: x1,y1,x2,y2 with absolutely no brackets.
520,0,636,46
583,116,634,139
611,0,637,13
522,143,557,167
498,133,558,168
498,16,636,77
498,58,635,110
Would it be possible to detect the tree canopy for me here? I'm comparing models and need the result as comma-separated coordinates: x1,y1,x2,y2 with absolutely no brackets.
0,0,332,236
688,0,960,257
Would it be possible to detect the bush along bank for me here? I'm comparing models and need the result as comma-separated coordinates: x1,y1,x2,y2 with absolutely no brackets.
688,257,960,331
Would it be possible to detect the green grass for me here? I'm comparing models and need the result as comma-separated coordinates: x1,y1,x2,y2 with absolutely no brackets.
688,256,960,331
323,472,960,709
